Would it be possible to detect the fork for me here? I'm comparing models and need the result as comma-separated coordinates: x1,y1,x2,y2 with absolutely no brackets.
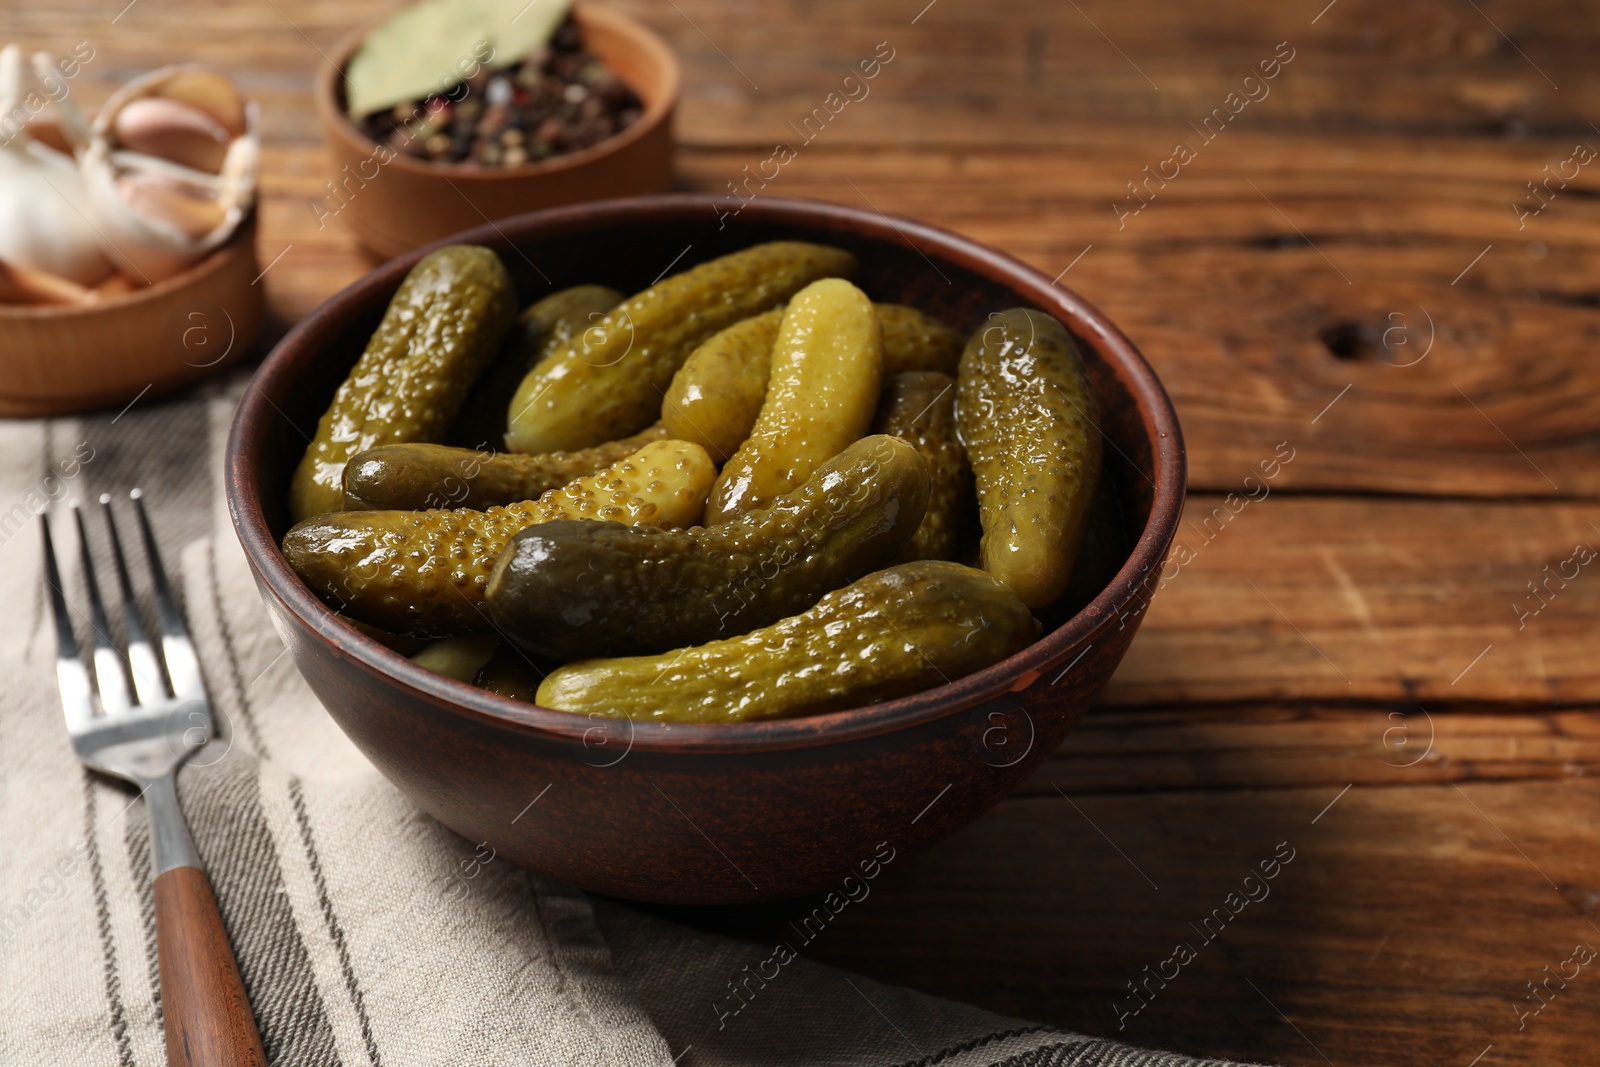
43,491,267,1067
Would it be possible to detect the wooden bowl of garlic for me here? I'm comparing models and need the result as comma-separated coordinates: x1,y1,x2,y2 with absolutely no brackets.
0,47,262,416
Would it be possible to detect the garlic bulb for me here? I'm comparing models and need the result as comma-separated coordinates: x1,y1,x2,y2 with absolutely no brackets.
0,45,113,286
80,64,260,283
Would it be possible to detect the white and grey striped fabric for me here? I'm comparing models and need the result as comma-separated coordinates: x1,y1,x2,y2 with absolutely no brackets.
0,371,1266,1067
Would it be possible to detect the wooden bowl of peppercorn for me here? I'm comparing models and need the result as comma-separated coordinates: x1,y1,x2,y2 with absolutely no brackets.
315,2,679,260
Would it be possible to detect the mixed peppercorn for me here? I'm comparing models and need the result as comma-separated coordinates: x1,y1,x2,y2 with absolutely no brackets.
355,17,643,168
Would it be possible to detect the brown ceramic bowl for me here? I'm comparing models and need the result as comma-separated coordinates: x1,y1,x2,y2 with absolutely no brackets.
315,2,679,260
0,213,261,417
226,194,1184,905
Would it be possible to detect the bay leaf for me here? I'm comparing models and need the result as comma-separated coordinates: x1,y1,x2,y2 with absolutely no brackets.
344,0,573,119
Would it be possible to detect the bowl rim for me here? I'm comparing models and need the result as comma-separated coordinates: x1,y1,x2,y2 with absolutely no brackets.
226,193,1186,754
315,1,680,183
0,208,259,321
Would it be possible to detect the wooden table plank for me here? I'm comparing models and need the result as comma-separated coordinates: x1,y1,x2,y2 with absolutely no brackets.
606,0,1600,143
1105,494,1600,706
770,774,1600,1067
1035,706,1600,793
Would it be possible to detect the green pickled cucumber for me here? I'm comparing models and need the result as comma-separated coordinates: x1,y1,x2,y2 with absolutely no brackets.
289,245,518,521
486,435,930,660
956,308,1102,608
660,308,783,461
505,242,856,455
872,372,971,562
705,279,883,523
878,304,965,377
536,561,1039,723
283,439,716,636
450,284,623,449
343,424,670,511
661,303,961,464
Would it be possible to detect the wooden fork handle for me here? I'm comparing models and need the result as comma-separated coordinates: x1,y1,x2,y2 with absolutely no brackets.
154,866,268,1067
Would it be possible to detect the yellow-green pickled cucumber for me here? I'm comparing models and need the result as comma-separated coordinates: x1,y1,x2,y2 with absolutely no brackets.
283,439,715,636
450,284,622,449
505,242,856,455
956,308,1102,608
289,245,518,521
661,303,962,464
660,308,783,462
343,425,670,511
872,371,971,562
486,435,930,660
704,278,882,523
536,561,1039,723
410,635,499,682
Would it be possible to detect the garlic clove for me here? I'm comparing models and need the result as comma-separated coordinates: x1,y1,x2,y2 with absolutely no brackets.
0,137,115,286
0,257,93,305
154,69,248,137
113,97,232,174
88,271,139,300
114,169,226,240
82,63,259,283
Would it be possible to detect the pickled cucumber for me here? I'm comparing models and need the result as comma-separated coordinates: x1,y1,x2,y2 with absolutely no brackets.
704,279,882,524
410,635,499,682
505,242,856,455
956,309,1102,608
450,284,622,449
872,372,971,562
343,424,670,511
474,644,547,702
661,303,961,464
659,308,783,461
878,304,964,377
536,561,1039,723
283,439,715,636
487,435,930,660
289,245,518,521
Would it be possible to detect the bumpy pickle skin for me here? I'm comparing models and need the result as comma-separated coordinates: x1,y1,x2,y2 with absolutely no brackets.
486,435,930,660
450,284,623,449
956,308,1103,609
289,245,518,521
505,242,856,455
282,440,715,636
872,372,971,562
877,304,965,377
704,278,883,524
660,303,962,464
343,424,670,511
659,308,783,461
536,561,1039,723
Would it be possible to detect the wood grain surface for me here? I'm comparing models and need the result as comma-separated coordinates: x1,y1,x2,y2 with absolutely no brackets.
10,0,1598,1063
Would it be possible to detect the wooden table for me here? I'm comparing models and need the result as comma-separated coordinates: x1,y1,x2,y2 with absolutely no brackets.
18,0,1600,1063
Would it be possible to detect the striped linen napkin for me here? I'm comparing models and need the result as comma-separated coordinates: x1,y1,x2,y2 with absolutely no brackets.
0,371,1264,1067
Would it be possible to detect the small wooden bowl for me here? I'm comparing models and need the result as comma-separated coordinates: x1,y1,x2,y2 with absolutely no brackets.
0,215,262,417
226,195,1186,904
315,3,679,260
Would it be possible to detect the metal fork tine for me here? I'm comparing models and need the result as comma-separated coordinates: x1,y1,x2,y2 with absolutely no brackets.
41,515,95,734
72,503,132,716
101,494,167,706
129,489,204,703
